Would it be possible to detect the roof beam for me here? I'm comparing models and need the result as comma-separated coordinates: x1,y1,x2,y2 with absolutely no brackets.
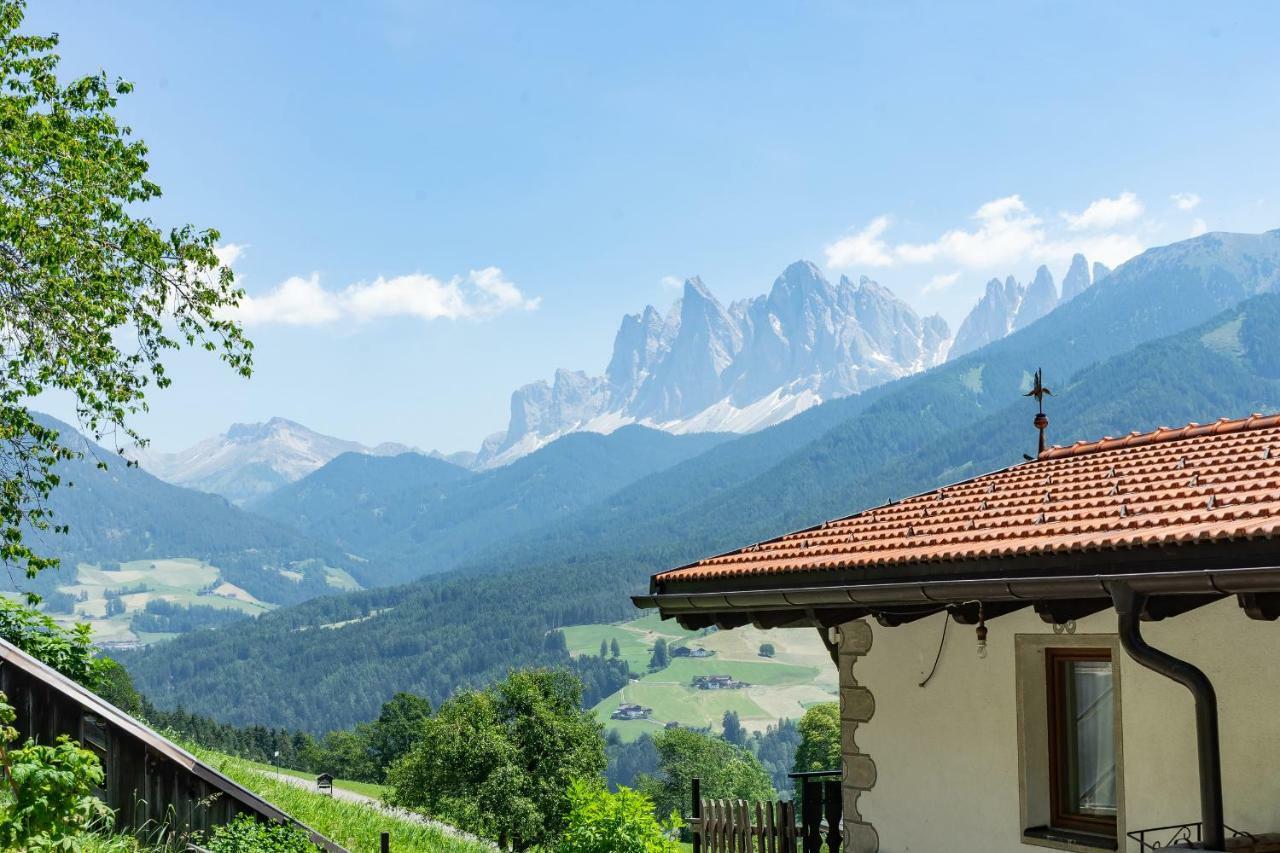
1034,599,1112,625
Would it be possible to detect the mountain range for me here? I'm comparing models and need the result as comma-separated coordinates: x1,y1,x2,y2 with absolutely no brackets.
477,254,1112,468
118,229,1280,730
130,255,1106,502
130,417,476,506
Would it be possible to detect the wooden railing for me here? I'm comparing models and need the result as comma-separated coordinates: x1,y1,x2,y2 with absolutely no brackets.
689,772,842,853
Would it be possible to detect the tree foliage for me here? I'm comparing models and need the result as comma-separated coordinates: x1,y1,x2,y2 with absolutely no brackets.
387,669,605,850
557,779,681,853
0,0,249,586
204,813,318,853
640,728,773,827
0,595,105,689
0,691,112,849
792,703,840,775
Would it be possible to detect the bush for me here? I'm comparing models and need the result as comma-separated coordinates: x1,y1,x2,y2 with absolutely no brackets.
205,813,319,852
0,597,106,690
557,779,681,853
0,691,112,849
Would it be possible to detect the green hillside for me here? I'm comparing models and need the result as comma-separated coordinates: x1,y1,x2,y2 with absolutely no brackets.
253,425,731,583
14,416,367,614
122,232,1280,730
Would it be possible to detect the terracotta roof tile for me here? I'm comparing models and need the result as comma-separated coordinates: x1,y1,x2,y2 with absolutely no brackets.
655,413,1280,586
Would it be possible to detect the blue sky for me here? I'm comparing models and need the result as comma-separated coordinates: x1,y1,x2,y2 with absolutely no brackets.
27,1,1280,453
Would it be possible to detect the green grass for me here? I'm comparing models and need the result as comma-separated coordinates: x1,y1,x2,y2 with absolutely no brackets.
650,657,817,688
191,748,488,853
235,756,387,799
42,558,280,646
562,615,706,672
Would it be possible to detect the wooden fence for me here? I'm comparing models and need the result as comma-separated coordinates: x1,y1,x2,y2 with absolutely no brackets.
690,773,842,853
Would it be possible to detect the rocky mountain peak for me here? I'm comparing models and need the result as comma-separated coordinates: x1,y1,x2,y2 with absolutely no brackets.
1061,253,1091,302
1014,265,1059,330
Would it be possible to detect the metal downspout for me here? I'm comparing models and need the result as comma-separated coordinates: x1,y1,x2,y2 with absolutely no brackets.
1110,583,1225,851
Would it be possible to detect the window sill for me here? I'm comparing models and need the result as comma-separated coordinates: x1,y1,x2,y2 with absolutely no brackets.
1023,825,1118,851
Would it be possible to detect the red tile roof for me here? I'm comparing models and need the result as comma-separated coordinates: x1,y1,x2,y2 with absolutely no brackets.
655,414,1280,586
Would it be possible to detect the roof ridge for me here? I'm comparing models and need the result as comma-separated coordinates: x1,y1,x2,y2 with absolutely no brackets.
1038,413,1280,461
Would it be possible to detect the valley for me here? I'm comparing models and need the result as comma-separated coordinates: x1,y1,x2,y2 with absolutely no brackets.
565,614,836,742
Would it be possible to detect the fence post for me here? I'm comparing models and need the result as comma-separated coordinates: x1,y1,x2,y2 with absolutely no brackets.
380,831,389,853
692,777,702,853
801,777,823,853
823,779,843,853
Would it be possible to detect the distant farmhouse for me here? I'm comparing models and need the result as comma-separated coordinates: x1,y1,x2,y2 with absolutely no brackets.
672,645,714,658
691,674,747,690
611,702,653,720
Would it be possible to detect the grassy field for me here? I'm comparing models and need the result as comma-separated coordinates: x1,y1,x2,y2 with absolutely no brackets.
235,755,388,799
42,558,274,646
562,615,704,671
575,614,838,742
190,747,488,853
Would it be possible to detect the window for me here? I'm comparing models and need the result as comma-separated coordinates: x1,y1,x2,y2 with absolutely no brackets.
1045,648,1117,837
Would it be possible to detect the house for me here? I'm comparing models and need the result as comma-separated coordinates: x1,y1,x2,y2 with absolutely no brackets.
691,674,746,690
672,645,713,658
636,413,1280,853
0,637,342,850
611,702,653,720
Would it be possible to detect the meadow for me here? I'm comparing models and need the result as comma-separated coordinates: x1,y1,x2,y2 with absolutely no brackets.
570,614,838,742
190,747,489,853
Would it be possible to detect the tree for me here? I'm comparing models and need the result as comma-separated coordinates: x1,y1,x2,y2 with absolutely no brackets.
610,638,621,659
0,596,104,689
649,638,670,671
600,639,609,658
557,779,681,853
792,703,841,774
758,643,775,658
640,728,774,828
367,692,432,779
0,0,250,589
721,710,744,746
387,669,605,850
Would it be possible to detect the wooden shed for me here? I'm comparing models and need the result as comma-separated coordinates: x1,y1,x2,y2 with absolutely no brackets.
0,637,344,851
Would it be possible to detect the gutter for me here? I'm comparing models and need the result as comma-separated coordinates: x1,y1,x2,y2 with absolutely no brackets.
633,564,1280,614
1110,584,1225,851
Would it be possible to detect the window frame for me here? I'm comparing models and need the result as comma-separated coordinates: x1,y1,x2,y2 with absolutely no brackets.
1045,647,1118,838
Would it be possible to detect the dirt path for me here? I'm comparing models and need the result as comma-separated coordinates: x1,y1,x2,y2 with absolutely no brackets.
251,768,494,848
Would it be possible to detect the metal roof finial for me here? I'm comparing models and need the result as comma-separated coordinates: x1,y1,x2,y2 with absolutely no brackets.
1024,367,1053,456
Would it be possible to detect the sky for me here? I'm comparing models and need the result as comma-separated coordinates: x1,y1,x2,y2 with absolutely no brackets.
25,1,1280,454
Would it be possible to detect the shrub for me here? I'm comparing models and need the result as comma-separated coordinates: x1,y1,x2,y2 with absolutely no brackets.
0,597,106,690
557,779,681,853
205,813,319,852
0,691,112,849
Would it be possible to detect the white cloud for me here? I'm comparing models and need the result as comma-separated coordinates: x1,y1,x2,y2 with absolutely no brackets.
1172,192,1202,211
1190,218,1209,237
226,267,539,327
660,275,683,290
898,195,1045,268
824,215,895,268
922,272,961,294
1061,192,1144,231
214,243,248,267
233,274,342,325
824,193,1149,275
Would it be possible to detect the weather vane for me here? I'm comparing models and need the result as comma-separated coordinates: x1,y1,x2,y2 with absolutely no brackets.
1024,368,1052,455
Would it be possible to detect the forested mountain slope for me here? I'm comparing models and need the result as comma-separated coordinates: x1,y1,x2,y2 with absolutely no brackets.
252,426,731,582
17,416,365,607
123,231,1280,730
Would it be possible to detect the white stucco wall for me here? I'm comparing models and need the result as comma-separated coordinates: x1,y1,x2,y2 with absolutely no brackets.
833,598,1280,853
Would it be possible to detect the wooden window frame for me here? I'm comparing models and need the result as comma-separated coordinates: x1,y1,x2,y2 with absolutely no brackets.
1045,647,1117,838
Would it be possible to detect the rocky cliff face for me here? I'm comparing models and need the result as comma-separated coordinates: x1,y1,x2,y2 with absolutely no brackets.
477,261,950,467
949,254,1106,360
